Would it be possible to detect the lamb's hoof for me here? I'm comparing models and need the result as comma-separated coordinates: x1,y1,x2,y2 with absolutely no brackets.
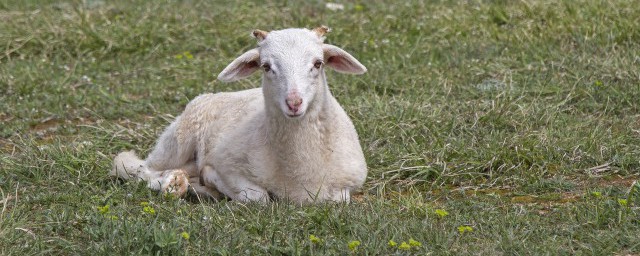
161,169,189,197
111,151,143,179
187,177,224,201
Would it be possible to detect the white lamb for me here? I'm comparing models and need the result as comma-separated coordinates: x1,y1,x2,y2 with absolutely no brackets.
111,26,368,203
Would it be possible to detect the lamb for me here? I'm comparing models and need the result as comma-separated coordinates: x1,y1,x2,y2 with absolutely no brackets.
111,26,368,203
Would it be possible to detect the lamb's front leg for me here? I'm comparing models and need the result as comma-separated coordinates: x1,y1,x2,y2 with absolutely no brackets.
200,165,269,203
326,187,351,202
112,151,190,198
111,119,197,198
294,186,351,203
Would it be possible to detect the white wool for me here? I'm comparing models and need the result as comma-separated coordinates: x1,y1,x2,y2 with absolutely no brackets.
111,27,367,203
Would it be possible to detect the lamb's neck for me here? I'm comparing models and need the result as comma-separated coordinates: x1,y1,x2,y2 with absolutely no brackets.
265,88,334,150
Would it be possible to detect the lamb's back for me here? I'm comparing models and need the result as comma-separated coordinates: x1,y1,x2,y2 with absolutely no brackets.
174,88,264,154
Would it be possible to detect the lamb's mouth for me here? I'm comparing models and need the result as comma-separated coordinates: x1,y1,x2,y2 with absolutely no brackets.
285,112,304,118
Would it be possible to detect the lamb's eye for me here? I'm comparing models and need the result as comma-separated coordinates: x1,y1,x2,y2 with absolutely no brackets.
313,60,323,69
262,63,271,72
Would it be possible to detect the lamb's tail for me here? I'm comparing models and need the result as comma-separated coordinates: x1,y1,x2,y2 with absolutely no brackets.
111,151,147,181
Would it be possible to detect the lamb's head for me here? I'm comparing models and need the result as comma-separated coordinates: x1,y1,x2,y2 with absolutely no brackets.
218,26,367,118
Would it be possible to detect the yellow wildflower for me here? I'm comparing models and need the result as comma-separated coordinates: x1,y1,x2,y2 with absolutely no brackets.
618,198,628,207
398,242,411,250
97,205,109,215
408,238,421,247
458,225,473,234
309,234,321,244
143,205,156,215
348,240,360,251
435,209,449,218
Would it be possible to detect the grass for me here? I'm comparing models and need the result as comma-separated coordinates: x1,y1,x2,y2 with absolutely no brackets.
1,0,639,254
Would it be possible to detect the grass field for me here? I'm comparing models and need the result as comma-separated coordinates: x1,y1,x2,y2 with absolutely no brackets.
1,0,640,254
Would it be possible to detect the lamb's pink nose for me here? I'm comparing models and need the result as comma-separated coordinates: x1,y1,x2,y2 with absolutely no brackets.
286,96,303,113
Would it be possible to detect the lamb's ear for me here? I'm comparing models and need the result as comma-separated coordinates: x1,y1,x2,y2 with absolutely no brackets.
217,48,260,82
322,44,367,75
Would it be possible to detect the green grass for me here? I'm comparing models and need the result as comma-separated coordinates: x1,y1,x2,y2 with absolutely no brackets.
2,0,640,254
